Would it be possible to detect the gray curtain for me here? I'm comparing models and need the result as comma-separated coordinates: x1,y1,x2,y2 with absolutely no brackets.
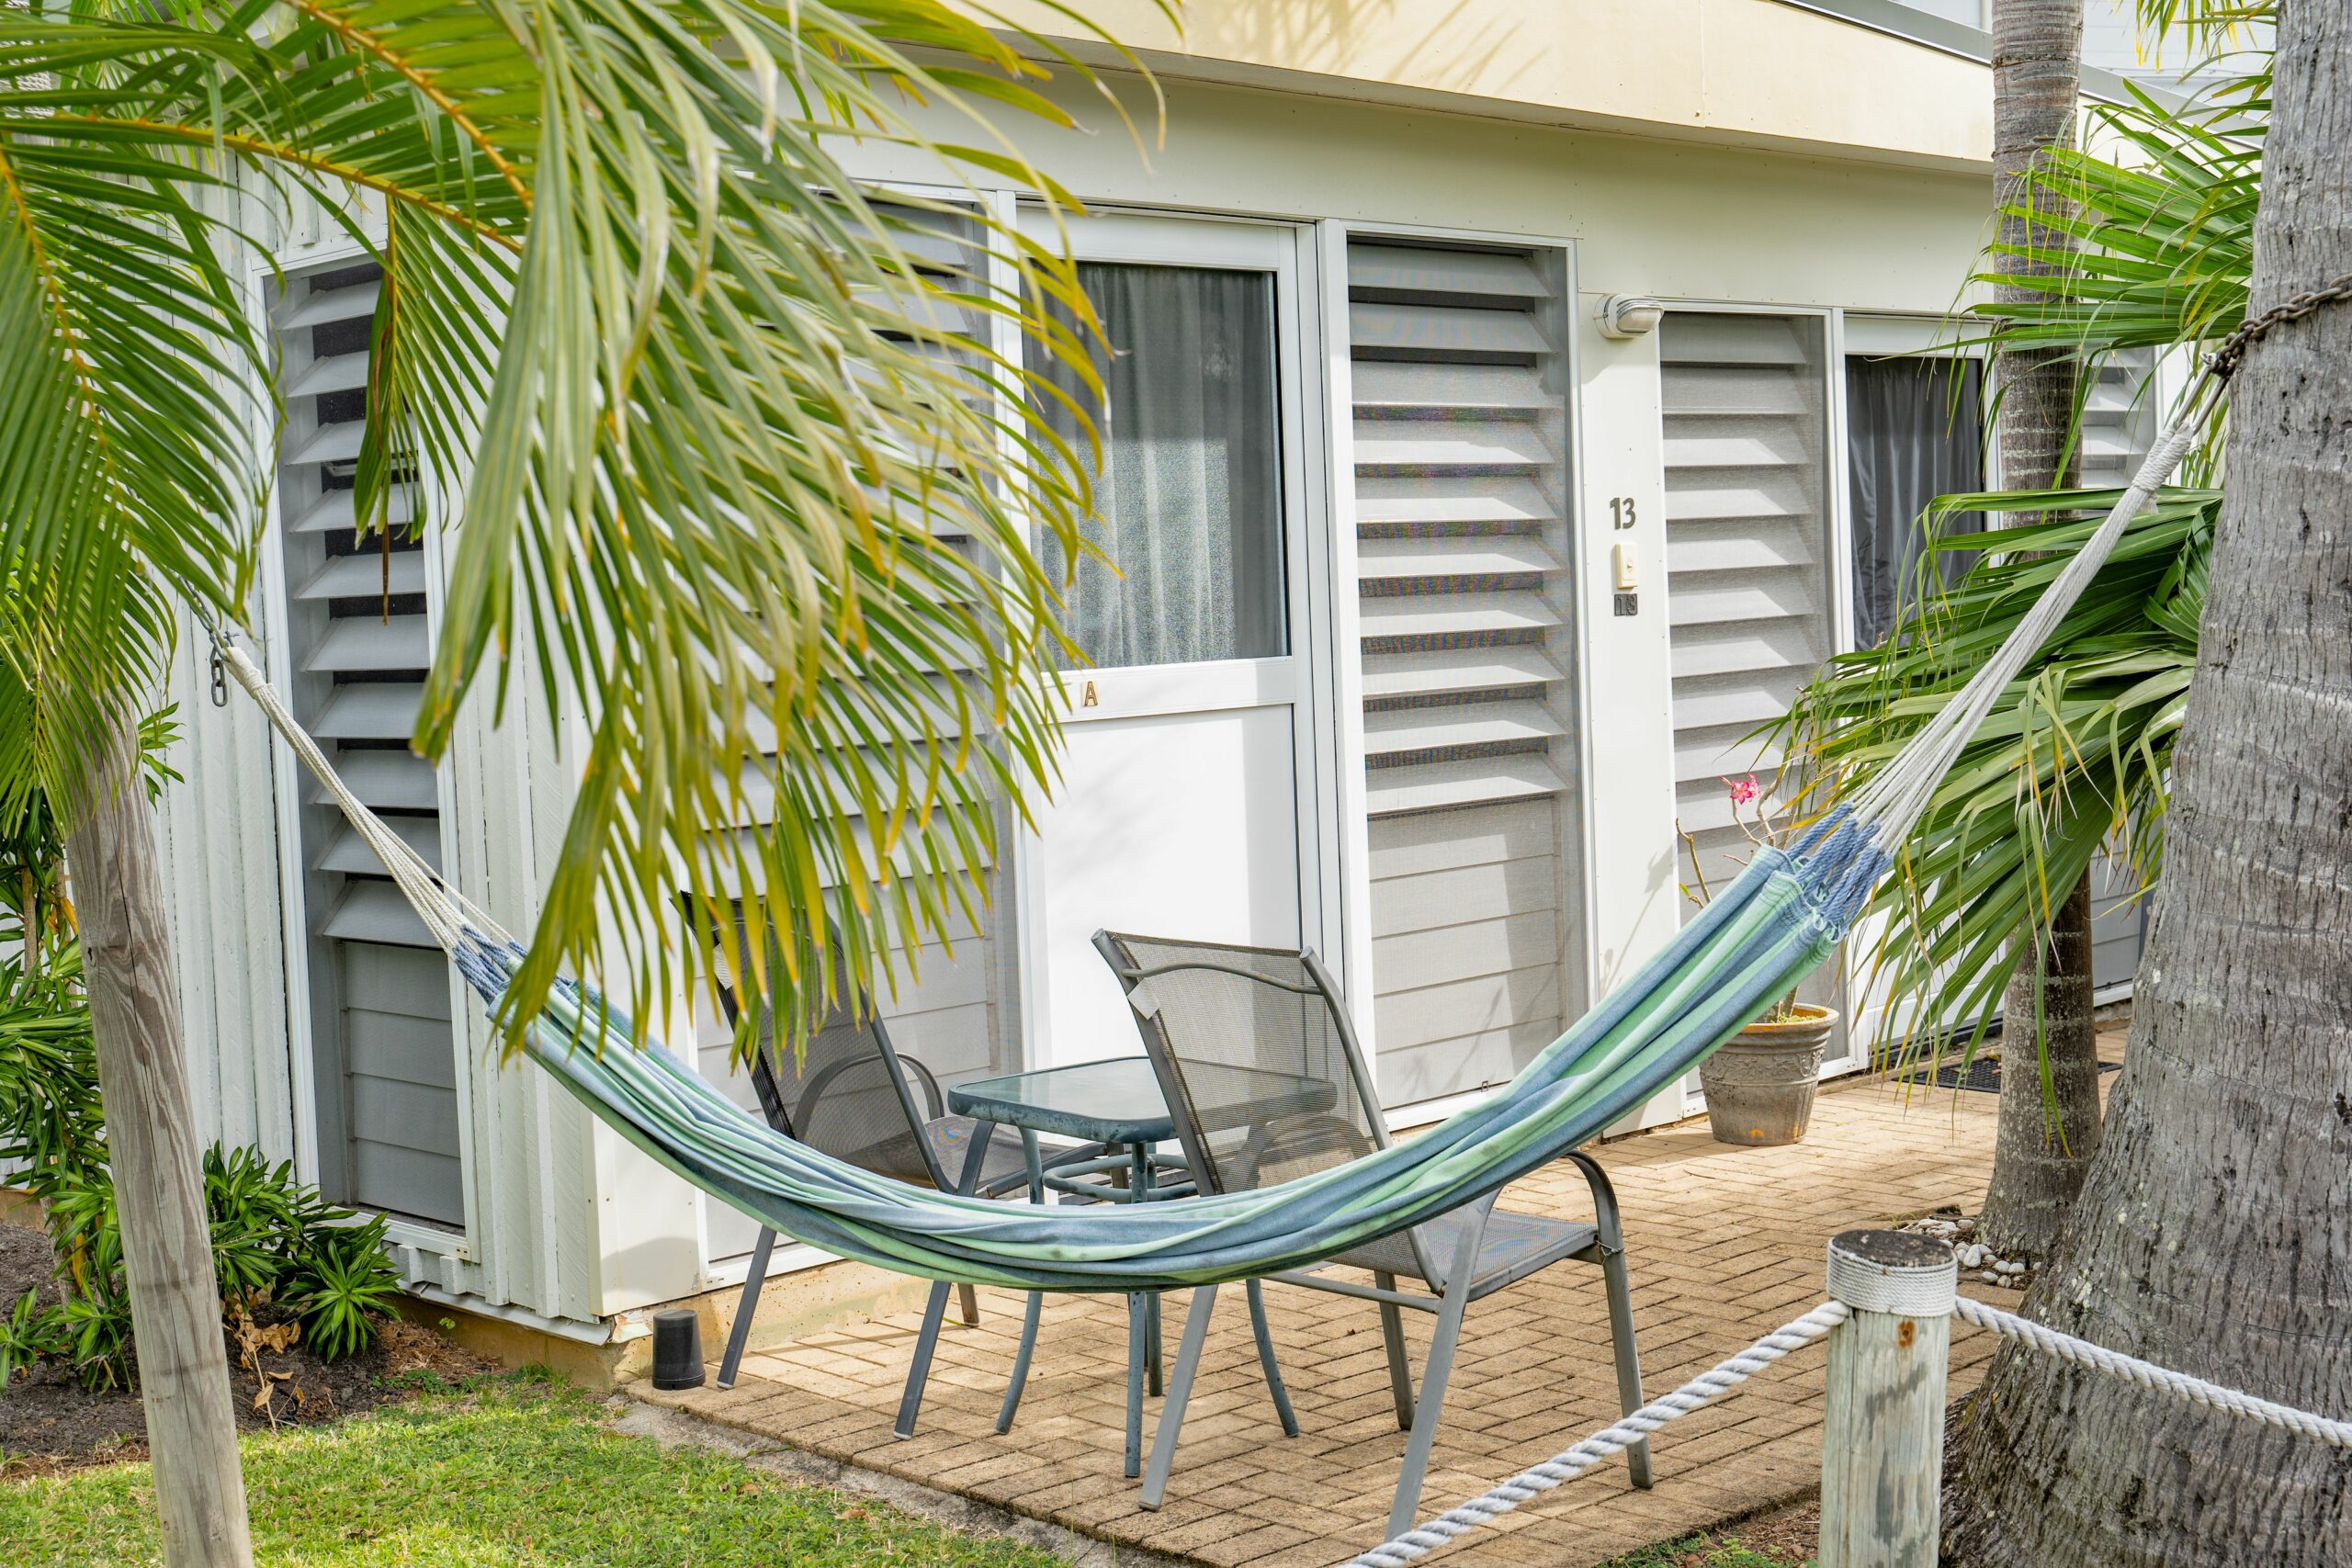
1042,264,1286,669
1846,357,1984,648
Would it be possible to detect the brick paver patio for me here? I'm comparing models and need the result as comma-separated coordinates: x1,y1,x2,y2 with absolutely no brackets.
640,1030,2124,1566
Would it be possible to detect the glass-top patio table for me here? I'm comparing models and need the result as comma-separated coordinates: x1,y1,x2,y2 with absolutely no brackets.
943,1056,1334,1476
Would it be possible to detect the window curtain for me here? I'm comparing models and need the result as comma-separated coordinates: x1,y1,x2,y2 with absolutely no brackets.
1040,264,1286,669
1845,356,1984,648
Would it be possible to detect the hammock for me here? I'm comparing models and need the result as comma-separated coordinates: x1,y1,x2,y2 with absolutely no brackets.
210,374,2222,1296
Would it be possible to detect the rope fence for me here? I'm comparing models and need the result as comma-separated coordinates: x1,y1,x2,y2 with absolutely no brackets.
1340,1231,2352,1568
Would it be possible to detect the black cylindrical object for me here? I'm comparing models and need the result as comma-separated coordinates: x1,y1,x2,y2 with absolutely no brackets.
651,1308,706,1390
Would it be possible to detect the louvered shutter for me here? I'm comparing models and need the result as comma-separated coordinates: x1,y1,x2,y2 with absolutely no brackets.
1660,312,1833,890
1659,311,1846,1066
1346,239,1581,1108
2077,348,2158,991
272,261,465,1228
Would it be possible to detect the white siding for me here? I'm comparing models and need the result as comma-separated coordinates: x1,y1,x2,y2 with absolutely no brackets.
154,631,299,1160
1346,238,1584,1108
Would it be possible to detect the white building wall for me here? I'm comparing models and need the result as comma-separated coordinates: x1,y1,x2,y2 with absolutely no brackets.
152,54,2006,1324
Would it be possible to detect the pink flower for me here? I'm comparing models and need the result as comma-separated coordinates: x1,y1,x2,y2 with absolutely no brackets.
1724,774,1763,807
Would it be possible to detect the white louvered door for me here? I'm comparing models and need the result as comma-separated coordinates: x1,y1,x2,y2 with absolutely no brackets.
1659,310,1844,1076
1345,237,1582,1110
271,261,467,1229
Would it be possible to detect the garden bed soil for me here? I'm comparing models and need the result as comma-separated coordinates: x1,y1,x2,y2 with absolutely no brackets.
0,1217,494,1476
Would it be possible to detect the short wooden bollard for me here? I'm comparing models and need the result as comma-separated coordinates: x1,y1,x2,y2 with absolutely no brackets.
1818,1228,1957,1568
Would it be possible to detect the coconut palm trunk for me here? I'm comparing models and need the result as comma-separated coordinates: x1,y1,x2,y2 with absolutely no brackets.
1977,0,2102,1260
62,710,252,1566
1945,6,2352,1562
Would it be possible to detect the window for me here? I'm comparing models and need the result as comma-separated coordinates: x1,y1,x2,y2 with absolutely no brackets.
1037,263,1288,669
1843,356,1984,648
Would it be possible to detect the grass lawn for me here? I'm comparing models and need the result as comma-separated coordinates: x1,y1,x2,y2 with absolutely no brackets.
0,1371,1069,1567
1597,1529,1812,1567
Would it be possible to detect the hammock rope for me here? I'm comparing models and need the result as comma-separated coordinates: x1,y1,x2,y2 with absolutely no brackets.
203,363,2226,1295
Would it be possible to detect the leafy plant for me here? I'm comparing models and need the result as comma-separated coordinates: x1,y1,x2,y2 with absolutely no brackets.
0,1288,66,1386
1778,29,2263,1066
285,1227,401,1361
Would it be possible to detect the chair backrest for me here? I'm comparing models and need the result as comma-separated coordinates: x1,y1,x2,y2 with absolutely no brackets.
704,914,948,1191
1094,930,1437,1280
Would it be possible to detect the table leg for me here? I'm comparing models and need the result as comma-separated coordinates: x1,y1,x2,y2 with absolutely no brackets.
1131,1142,1162,1397
997,1131,1046,1435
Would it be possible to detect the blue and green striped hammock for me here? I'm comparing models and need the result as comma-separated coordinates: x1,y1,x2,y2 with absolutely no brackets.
215,376,2216,1296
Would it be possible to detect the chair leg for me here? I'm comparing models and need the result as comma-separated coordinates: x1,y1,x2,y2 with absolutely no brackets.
1243,1280,1298,1438
1573,1151,1653,1490
1374,1271,1414,1430
716,1227,777,1391
1386,1211,1488,1541
995,1291,1044,1434
1386,1280,1472,1542
1141,1286,1218,1508
893,1280,955,1439
1597,1236,1651,1489
956,1282,980,1327
1125,1292,1148,1478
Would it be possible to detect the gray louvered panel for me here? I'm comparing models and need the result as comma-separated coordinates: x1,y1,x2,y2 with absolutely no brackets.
319,885,437,948
1362,646,1566,702
278,278,379,329
1352,420,1553,473
304,745,436,813
1351,361,1549,413
274,256,466,1229
318,818,443,876
291,485,416,536
1346,243,1547,304
2076,350,2156,491
1363,700,1564,760
1359,591,1560,641
288,420,367,468
1347,239,1577,1108
1354,473,1553,529
288,350,371,398
304,615,430,672
311,682,423,740
296,552,427,600
1349,301,1548,363
1357,536,1561,582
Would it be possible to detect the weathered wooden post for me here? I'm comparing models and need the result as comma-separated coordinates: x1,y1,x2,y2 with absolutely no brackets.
1818,1228,1957,1568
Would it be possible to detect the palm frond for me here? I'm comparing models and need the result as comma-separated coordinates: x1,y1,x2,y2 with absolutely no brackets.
1,0,1171,1055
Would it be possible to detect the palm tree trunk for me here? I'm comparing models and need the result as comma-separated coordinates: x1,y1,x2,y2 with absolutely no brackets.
1977,876,2102,1258
1945,9,2352,1562
1978,0,2100,1260
62,709,253,1567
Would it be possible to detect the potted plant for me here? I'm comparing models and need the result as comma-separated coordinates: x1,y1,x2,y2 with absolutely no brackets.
1679,775,1838,1146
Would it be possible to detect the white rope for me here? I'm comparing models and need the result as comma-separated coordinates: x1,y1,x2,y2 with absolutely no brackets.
1341,1301,1852,1568
1954,1295,2352,1449
1846,368,2227,849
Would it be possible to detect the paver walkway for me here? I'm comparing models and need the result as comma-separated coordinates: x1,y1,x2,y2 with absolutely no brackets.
641,1029,2124,1566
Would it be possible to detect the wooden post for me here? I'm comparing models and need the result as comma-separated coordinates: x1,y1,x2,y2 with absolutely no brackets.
63,712,254,1567
1818,1228,1956,1568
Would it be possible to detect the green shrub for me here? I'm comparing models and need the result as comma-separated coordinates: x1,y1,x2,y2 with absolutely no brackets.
1,961,402,1390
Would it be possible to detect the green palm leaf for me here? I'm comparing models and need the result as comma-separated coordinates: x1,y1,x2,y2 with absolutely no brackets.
0,0,1168,1055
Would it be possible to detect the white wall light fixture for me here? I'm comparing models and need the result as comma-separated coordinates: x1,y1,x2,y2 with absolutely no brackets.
1595,294,1665,339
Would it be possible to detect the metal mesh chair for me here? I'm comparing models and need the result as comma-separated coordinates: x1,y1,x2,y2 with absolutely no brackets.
707,942,1107,1439
1095,931,1653,1539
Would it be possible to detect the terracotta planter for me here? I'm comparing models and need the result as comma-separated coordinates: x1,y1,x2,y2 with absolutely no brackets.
1699,1004,1838,1147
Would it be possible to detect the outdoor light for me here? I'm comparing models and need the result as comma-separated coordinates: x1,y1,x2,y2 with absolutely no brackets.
1596,294,1666,339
